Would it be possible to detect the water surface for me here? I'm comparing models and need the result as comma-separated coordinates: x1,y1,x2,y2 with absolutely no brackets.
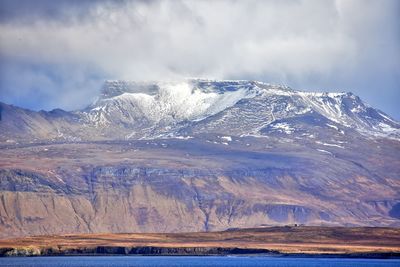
0,256,399,267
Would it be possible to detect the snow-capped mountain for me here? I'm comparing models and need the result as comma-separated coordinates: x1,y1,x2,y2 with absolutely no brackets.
83,80,257,129
0,79,399,143
78,79,400,140
1,79,400,237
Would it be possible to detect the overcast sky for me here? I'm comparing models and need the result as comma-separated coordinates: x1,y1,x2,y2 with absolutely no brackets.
0,0,399,119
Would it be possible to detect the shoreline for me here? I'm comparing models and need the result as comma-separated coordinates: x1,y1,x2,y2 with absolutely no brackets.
1,226,399,258
1,249,400,259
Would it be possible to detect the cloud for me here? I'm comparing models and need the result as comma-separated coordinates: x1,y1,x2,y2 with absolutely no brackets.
0,0,399,118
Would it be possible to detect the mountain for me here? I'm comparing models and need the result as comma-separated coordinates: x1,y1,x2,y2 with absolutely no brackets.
0,79,399,238
2,79,399,142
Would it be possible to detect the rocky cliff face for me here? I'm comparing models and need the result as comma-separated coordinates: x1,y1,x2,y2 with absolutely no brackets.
0,79,399,238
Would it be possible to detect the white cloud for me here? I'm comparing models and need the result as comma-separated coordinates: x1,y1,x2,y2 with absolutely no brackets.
0,0,399,117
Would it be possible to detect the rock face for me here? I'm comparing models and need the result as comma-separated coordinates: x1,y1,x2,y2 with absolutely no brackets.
0,246,274,257
0,79,399,238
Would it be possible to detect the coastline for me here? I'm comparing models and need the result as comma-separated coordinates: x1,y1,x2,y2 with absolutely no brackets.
1,246,400,259
1,226,399,258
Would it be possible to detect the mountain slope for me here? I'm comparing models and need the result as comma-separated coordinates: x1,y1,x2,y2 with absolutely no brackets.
0,79,399,238
2,79,398,142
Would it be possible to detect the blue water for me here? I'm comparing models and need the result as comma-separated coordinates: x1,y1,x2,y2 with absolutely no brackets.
0,256,399,267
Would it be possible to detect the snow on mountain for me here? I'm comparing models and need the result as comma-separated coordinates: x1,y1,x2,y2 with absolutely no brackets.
2,80,400,235
77,79,399,140
83,80,257,127
1,79,398,143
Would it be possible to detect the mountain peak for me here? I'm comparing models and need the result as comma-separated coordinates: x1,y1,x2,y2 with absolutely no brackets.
81,79,400,140
1,79,399,143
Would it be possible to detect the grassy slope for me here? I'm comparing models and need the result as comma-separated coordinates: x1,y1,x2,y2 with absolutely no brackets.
0,226,400,256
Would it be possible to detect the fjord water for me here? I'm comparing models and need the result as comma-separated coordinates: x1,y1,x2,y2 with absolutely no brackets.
0,256,399,267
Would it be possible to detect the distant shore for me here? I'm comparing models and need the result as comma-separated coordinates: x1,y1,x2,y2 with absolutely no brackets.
1,246,399,259
1,226,399,258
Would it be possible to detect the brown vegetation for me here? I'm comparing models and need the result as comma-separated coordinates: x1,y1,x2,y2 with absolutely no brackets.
1,226,399,256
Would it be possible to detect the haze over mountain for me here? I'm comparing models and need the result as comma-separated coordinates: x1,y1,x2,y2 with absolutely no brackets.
0,79,399,238
1,0,399,119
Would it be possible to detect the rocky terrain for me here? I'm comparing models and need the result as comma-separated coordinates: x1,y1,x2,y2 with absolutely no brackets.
1,226,399,257
0,79,399,238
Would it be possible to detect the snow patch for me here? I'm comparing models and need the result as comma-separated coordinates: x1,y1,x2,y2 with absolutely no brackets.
271,122,295,134
350,105,364,113
315,141,344,148
326,124,339,131
221,136,232,142
378,122,398,133
378,112,396,123
317,149,333,155
175,136,193,140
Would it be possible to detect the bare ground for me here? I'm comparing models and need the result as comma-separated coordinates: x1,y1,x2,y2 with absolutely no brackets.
0,226,399,256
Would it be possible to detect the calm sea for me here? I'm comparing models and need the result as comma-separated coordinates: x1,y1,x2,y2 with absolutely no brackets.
0,256,399,267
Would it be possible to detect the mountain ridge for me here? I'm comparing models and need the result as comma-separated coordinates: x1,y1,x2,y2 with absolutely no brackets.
0,79,399,238
1,79,399,144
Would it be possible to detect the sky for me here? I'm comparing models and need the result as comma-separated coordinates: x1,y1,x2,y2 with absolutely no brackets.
0,0,399,119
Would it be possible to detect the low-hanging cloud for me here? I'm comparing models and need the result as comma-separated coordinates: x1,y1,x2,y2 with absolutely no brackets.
0,0,399,118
